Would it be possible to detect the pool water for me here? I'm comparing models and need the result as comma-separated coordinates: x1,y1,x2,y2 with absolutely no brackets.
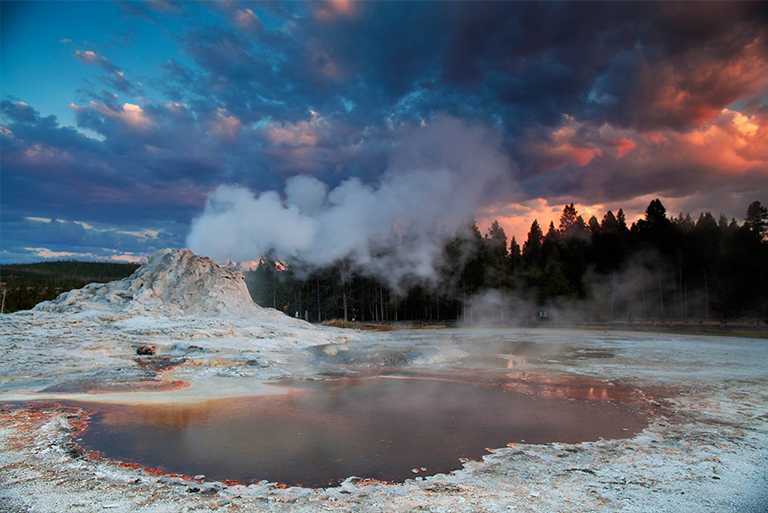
73,376,647,487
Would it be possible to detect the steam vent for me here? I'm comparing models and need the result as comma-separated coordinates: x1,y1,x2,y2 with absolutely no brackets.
1,248,767,512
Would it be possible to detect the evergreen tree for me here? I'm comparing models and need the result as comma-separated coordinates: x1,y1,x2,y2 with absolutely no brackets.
542,221,562,267
509,236,521,273
485,220,509,261
601,211,619,232
745,201,768,240
559,203,579,235
522,220,543,266
588,215,600,234
617,209,628,232
559,203,589,240
484,220,510,290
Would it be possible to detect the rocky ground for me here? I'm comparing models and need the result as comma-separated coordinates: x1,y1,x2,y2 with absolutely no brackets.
1,250,766,512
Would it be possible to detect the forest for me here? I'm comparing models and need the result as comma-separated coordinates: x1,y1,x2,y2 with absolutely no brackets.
245,199,768,324
0,260,140,313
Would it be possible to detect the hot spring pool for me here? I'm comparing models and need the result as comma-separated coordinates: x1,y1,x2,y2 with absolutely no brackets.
68,375,648,487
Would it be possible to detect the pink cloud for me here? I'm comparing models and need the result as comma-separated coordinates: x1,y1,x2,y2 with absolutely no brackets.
74,49,119,74
20,143,74,167
75,50,100,64
263,113,324,147
677,109,768,172
631,35,768,129
609,138,637,159
235,8,260,30
208,108,242,141
512,102,768,225
314,0,357,21
70,101,152,130
526,104,768,181
526,116,607,173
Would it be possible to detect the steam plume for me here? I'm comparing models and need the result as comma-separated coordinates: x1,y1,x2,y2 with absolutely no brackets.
187,114,513,290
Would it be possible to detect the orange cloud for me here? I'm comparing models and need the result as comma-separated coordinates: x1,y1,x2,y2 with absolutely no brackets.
529,99,768,189
555,144,602,167
633,35,768,129
529,116,604,171
678,108,768,172
330,0,354,15
609,137,637,159
315,0,356,20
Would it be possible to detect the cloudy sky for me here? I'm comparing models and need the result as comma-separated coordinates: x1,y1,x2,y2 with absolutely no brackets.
2,1,767,263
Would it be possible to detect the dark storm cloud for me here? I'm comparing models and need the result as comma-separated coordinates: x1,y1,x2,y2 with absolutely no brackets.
156,1,767,187
0,100,39,124
141,2,451,188
3,1,767,261
438,1,768,132
0,99,214,224
98,1,768,210
515,107,768,220
166,3,447,124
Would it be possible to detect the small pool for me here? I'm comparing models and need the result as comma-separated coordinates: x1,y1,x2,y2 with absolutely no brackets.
71,375,648,487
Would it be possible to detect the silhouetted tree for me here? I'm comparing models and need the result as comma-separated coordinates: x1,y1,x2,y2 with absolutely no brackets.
509,236,521,274
745,201,768,240
522,220,543,267
484,220,510,290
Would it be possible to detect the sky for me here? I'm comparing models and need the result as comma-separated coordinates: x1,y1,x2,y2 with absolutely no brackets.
1,0,767,264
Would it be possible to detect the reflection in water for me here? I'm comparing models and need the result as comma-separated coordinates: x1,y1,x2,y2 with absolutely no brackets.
74,376,647,487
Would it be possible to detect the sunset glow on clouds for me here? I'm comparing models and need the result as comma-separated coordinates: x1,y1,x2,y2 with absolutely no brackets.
1,1,767,262
70,102,152,130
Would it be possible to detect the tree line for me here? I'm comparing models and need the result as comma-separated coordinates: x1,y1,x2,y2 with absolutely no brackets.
245,200,768,323
0,261,140,313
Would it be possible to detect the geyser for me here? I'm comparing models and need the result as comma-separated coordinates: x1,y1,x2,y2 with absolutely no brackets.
186,114,514,291
70,375,648,488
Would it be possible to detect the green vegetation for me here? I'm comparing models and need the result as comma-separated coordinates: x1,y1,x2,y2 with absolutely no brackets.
0,261,140,313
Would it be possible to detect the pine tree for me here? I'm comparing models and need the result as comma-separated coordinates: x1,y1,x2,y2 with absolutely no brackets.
522,220,543,266
745,201,768,240
509,236,521,273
